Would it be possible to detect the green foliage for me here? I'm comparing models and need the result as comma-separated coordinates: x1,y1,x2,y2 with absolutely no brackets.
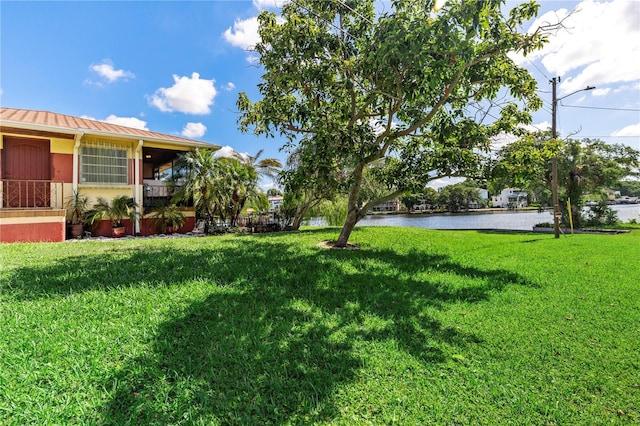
616,179,640,197
245,191,269,214
85,195,138,228
400,187,440,211
65,190,89,224
489,130,559,195
437,180,485,212
310,196,349,227
583,201,619,228
1,228,639,424
491,133,640,227
172,148,281,227
238,0,548,246
149,204,186,233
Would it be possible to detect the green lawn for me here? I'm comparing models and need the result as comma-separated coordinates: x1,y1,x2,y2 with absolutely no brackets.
1,227,638,425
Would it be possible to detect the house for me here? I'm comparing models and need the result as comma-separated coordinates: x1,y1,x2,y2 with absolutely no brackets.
371,199,402,212
491,188,528,209
468,188,489,210
0,107,217,243
268,195,283,213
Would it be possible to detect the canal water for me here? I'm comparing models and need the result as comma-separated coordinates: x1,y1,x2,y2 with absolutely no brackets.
352,204,640,231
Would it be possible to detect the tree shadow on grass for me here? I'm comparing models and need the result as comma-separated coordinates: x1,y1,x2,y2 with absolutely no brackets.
2,233,537,424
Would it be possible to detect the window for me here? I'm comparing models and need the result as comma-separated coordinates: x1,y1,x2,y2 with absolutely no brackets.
80,143,128,184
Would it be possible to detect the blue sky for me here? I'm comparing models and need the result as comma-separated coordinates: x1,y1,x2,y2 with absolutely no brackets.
1,0,639,190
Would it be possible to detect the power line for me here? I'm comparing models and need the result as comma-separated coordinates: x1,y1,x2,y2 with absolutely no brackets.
334,0,374,25
575,135,640,139
289,0,357,40
560,104,640,112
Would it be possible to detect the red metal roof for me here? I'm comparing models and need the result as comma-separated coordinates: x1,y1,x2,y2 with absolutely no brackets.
0,107,214,147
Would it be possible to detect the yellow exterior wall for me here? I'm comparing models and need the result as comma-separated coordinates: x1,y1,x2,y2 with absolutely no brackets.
50,138,74,154
0,130,73,154
78,185,136,205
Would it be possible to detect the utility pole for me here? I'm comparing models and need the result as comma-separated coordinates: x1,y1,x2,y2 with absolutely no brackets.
550,77,595,239
551,77,560,238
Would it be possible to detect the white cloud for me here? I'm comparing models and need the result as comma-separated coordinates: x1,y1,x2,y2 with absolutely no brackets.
246,54,261,64
490,132,518,150
260,180,276,192
80,114,148,130
104,114,148,130
612,82,640,94
181,122,207,138
253,0,288,10
223,16,260,50
90,60,135,83
612,123,640,137
213,145,237,158
149,72,217,115
222,82,236,91
521,0,640,95
213,145,251,161
524,121,551,133
592,88,610,96
489,122,552,150
223,15,285,56
428,177,465,190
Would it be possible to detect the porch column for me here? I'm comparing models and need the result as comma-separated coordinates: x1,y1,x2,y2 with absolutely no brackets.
134,139,143,233
72,133,83,193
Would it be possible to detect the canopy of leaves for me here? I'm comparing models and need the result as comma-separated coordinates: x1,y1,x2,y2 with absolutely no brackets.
438,180,485,212
491,133,640,226
238,0,548,245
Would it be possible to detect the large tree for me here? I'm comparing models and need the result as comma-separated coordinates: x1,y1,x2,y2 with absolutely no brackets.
559,139,639,227
238,0,549,246
491,133,640,227
438,180,485,212
488,130,560,205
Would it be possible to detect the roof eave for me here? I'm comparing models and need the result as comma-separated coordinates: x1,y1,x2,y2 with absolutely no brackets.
0,120,216,149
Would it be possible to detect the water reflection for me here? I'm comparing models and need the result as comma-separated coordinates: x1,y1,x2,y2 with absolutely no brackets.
345,204,639,231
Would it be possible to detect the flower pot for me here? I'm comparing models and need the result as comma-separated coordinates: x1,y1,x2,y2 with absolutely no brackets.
111,226,126,238
68,223,84,239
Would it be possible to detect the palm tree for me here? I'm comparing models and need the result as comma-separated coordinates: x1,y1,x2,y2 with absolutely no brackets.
227,150,282,226
171,148,223,224
234,149,282,179
172,148,282,229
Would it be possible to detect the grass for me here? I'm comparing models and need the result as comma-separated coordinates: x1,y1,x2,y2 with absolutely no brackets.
1,227,638,425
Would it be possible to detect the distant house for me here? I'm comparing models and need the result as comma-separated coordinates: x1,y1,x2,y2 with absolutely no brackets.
491,188,528,209
616,196,638,204
268,195,283,212
469,188,489,210
0,107,217,242
371,199,402,212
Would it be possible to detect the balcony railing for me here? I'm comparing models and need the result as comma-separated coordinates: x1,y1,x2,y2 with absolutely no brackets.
0,180,63,209
143,179,191,207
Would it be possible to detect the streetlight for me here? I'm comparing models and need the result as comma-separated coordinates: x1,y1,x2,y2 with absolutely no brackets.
550,77,595,238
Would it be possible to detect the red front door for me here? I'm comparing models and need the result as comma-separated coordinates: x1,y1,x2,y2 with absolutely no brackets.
2,136,51,207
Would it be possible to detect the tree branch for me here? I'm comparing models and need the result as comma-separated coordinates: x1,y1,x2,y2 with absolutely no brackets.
359,188,406,220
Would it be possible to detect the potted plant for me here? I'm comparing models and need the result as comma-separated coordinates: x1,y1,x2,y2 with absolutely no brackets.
85,195,138,237
149,204,185,234
65,190,89,239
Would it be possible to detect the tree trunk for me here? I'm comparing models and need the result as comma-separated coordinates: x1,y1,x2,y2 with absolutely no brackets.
336,208,359,247
335,164,364,248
